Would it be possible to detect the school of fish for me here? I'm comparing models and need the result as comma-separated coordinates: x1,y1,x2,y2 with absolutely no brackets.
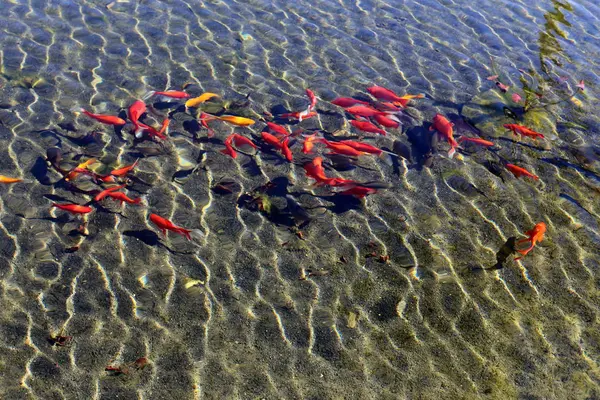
0,79,567,262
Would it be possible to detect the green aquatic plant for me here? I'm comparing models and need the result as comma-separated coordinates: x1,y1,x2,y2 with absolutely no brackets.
488,56,584,116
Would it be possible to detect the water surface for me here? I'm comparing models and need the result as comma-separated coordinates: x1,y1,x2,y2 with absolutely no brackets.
1,0,600,399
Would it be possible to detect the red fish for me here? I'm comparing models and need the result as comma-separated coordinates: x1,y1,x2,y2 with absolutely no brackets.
149,213,192,240
94,184,127,202
345,105,386,118
267,122,290,137
135,121,168,140
515,222,546,260
111,159,140,177
52,203,93,214
331,97,370,108
339,185,378,198
372,114,400,128
198,112,215,138
457,137,495,147
367,86,404,103
77,108,126,126
279,111,318,121
339,140,383,155
496,81,509,92
306,89,317,111
221,135,237,159
222,134,257,158
367,86,424,107
281,137,293,162
128,100,146,130
350,120,387,135
430,114,458,157
506,163,539,180
261,131,283,149
302,133,319,154
106,191,143,205
231,134,257,151
503,124,545,140
374,102,403,112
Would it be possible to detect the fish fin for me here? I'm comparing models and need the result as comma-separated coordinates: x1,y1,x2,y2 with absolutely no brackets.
448,147,456,158
135,127,145,139
378,152,394,166
70,106,85,114
142,91,156,101
429,126,434,131
178,228,192,241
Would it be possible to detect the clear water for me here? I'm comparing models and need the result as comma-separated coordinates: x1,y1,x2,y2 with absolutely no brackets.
0,0,599,399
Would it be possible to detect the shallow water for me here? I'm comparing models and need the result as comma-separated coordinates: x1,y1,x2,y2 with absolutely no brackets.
1,0,600,399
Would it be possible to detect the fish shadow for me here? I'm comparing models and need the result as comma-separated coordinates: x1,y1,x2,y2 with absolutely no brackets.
31,157,54,185
405,124,434,169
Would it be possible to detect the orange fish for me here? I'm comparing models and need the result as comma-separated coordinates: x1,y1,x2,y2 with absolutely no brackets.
503,124,545,140
144,90,190,99
339,140,383,156
320,140,366,157
261,131,284,149
304,157,330,184
0,175,23,184
111,159,140,177
106,191,143,205
279,111,318,121
216,115,255,127
76,108,126,126
149,213,192,240
515,222,546,260
506,163,539,180
394,94,425,108
430,114,458,157
66,158,98,181
52,203,93,215
93,184,127,202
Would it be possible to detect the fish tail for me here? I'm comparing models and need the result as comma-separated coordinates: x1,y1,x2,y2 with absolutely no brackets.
517,243,535,256
142,91,156,101
178,228,192,241
134,125,145,139
448,146,456,158
378,152,394,166
70,107,86,114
